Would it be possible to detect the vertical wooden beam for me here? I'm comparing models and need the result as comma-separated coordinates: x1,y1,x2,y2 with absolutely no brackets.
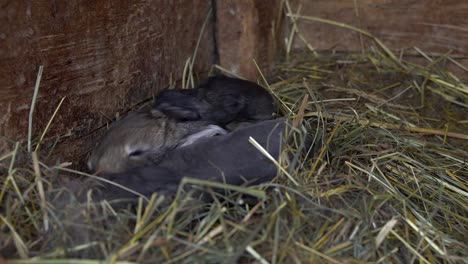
215,0,282,80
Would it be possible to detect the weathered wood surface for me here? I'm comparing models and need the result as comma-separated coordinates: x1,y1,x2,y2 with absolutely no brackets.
289,0,468,56
1,0,467,166
0,1,215,161
215,0,282,80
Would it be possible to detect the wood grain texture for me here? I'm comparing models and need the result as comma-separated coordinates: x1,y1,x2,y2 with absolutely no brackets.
0,0,215,161
215,0,282,80
289,0,468,55
1,0,467,165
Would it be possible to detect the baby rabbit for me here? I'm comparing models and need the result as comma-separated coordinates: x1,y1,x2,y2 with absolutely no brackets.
89,118,308,202
87,109,227,174
153,76,277,128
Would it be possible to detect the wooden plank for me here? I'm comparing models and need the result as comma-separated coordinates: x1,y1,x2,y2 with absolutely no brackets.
0,0,215,162
215,0,282,80
289,0,468,56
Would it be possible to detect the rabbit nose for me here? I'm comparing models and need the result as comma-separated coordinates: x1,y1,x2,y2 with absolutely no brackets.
94,167,106,175
88,160,106,175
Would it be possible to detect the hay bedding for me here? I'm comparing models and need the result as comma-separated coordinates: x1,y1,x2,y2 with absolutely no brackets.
1,18,468,264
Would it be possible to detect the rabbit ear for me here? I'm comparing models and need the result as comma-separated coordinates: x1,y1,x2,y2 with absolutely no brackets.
155,103,201,121
179,125,228,147
154,90,201,121
150,109,165,118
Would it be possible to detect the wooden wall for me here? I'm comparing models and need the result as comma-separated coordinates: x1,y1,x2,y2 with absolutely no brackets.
0,0,466,164
215,0,282,80
0,0,215,161
288,0,468,56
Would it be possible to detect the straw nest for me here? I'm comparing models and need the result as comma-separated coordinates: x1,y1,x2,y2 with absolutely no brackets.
1,10,467,264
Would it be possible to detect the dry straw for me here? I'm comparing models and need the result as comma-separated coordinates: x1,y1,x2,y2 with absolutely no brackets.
1,2,467,263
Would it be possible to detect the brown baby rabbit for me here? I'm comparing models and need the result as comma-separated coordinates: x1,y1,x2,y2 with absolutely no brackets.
87,109,227,174
86,118,311,203
153,76,277,128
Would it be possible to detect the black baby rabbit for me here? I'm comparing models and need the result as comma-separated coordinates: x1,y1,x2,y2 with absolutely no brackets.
153,76,277,128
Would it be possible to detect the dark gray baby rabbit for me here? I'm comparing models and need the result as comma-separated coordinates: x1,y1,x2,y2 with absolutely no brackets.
87,109,227,174
90,118,308,202
153,76,277,127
